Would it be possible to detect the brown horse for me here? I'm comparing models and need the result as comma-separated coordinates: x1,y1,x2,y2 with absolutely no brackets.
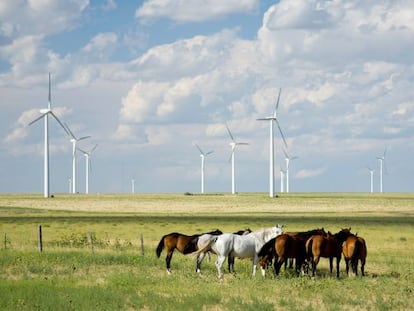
258,228,326,276
342,233,367,276
306,228,353,278
156,229,222,274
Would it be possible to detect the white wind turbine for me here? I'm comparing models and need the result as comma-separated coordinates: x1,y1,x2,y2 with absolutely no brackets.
194,144,213,194
65,123,90,194
257,88,288,197
367,167,375,193
77,144,97,194
226,124,249,194
377,148,387,193
283,148,298,193
28,73,70,198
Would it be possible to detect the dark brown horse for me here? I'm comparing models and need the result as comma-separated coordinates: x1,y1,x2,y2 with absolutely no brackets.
258,228,326,276
342,233,367,276
156,229,222,274
306,228,353,277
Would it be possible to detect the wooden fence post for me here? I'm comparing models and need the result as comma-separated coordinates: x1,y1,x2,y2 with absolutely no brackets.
4,233,6,250
38,225,43,252
140,234,144,256
88,231,94,254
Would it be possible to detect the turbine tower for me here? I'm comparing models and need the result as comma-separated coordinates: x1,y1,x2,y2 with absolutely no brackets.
77,144,97,194
257,88,288,197
367,167,375,193
28,73,69,198
65,123,90,194
280,167,286,193
226,124,249,194
377,148,387,193
194,144,213,194
283,148,298,193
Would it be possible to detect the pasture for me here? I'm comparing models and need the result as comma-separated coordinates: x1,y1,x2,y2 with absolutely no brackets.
1,192,413,310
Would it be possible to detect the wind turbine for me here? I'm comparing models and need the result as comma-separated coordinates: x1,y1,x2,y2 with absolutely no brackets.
367,167,375,193
257,88,288,197
377,148,387,193
131,178,135,194
65,123,90,194
194,144,213,194
283,148,298,193
226,124,249,194
77,144,97,194
28,73,70,198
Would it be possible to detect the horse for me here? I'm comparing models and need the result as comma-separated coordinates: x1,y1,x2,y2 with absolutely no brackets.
342,233,367,276
194,228,252,273
306,227,353,278
258,228,326,277
156,229,222,274
194,225,284,279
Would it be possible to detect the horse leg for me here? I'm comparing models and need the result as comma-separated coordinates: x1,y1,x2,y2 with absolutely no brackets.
336,256,340,278
361,259,366,276
215,255,226,279
196,252,206,273
228,254,235,273
275,258,284,276
166,250,174,274
345,258,350,276
312,256,319,277
252,255,259,277
329,257,333,274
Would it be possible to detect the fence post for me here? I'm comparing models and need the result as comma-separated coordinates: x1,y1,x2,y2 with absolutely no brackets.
4,233,6,250
38,225,43,252
88,231,94,254
140,234,144,256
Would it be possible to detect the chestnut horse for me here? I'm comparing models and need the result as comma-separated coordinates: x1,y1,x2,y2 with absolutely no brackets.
156,229,222,274
258,228,326,277
342,233,367,276
306,228,353,278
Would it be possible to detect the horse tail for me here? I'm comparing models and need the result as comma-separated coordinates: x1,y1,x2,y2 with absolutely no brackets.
306,237,313,260
353,238,362,260
193,236,217,257
156,235,166,258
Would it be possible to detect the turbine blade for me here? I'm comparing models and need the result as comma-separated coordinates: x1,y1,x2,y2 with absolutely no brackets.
48,72,51,106
91,144,98,153
275,120,288,148
206,150,214,156
28,113,46,126
225,124,235,142
63,122,75,138
236,142,249,146
77,147,87,155
89,158,92,173
78,135,91,141
273,88,282,117
194,143,204,155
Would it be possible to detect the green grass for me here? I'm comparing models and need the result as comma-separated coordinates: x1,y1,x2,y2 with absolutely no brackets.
0,193,414,310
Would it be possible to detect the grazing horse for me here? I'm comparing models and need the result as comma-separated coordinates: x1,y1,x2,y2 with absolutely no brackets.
258,228,326,277
156,229,222,274
342,233,367,276
194,225,284,279
195,228,252,273
306,228,353,278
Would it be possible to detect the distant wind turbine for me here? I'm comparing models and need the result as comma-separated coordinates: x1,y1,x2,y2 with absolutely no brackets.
194,144,213,194
65,123,90,194
28,73,70,198
367,167,375,193
257,88,288,197
377,148,387,193
226,124,249,194
77,144,97,194
283,148,298,193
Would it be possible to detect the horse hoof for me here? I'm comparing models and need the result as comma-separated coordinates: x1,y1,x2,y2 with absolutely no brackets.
167,270,172,275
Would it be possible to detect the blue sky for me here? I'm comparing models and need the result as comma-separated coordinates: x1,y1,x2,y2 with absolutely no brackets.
1,0,414,195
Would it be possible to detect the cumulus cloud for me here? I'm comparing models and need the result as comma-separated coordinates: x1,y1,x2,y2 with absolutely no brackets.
135,0,259,22
295,167,326,179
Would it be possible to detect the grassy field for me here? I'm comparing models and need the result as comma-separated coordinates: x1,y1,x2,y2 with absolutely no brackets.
1,192,413,310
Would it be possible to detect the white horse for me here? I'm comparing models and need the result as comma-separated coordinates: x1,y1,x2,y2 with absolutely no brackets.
195,228,251,273
194,225,284,279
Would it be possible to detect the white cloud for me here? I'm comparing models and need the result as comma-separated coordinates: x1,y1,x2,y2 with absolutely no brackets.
136,0,259,22
295,167,326,179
